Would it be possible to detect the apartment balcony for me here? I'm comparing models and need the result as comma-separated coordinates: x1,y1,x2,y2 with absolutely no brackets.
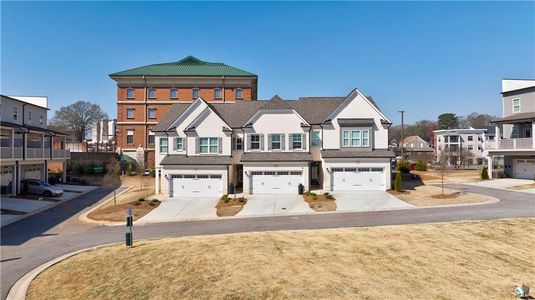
486,138,535,151
26,147,51,159
0,147,23,159
52,149,70,159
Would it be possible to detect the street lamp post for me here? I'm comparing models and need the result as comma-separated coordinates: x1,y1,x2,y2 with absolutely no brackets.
398,110,405,159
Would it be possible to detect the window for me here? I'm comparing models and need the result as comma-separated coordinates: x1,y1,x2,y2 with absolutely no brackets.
148,131,155,145
271,134,282,150
467,136,473,141
39,114,44,125
28,111,32,122
170,88,177,99
467,145,473,150
290,171,302,175
513,98,521,113
13,107,18,120
351,130,360,146
362,130,370,146
127,108,135,119
192,88,200,99
174,137,183,151
250,134,261,150
148,108,156,119
159,138,168,154
199,138,219,154
292,134,302,150
214,88,222,99
126,88,134,99
126,130,134,144
311,131,320,147
235,138,243,150
235,88,243,99
342,130,350,147
148,87,156,98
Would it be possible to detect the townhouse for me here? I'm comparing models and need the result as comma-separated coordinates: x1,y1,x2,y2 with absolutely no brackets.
0,95,70,196
109,56,258,167
434,127,493,166
152,89,394,197
486,79,535,179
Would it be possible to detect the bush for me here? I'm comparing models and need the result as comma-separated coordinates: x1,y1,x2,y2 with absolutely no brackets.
138,197,145,202
325,194,334,200
221,194,230,203
87,162,96,174
238,197,247,203
397,160,410,173
66,161,73,173
149,169,156,177
481,167,489,180
415,160,427,171
76,162,85,175
126,163,132,176
394,172,403,192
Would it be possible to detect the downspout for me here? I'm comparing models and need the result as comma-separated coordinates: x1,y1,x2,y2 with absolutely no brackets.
222,76,226,103
143,75,148,166
22,103,28,160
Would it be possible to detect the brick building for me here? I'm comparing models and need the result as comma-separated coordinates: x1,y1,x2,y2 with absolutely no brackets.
109,56,258,167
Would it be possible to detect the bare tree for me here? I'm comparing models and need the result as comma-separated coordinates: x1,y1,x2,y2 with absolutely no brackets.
435,149,452,195
49,101,107,142
102,161,122,206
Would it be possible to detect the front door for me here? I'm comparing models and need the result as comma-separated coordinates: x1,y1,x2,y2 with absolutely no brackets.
236,165,243,190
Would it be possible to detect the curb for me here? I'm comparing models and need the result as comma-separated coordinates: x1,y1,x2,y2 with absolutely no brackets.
0,187,99,228
6,243,117,300
77,186,134,225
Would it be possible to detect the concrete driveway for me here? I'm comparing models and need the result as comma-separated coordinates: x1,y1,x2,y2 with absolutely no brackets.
138,197,219,223
238,194,314,217
333,191,414,212
463,179,535,194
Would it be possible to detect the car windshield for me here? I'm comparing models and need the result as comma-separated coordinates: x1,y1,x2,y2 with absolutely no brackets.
39,181,51,187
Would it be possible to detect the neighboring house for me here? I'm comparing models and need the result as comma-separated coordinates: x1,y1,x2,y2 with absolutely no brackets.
0,95,70,196
109,56,258,168
89,119,117,152
401,135,433,159
433,127,491,166
152,88,393,197
487,79,535,179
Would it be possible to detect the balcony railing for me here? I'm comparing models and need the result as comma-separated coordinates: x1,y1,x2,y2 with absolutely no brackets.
1,147,23,159
0,146,69,159
53,149,70,159
487,138,534,150
26,148,49,159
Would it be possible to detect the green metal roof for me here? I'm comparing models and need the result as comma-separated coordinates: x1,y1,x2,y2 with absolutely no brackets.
109,56,257,78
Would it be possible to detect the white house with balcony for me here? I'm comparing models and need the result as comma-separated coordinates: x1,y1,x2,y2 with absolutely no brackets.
433,127,493,166
152,89,394,197
486,79,535,179
0,95,70,196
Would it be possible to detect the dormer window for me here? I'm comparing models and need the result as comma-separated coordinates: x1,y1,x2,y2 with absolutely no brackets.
40,114,44,125
214,88,222,99
126,88,135,99
170,88,177,99
13,107,18,120
192,88,200,99
235,88,243,99
148,87,156,98
512,98,520,113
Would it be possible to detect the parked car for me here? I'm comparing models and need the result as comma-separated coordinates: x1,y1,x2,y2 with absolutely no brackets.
21,179,63,197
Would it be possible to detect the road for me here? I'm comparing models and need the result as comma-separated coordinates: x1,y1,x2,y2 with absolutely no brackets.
1,184,534,299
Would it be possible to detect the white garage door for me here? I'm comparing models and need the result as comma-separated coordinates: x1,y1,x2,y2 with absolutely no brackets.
171,174,222,198
332,167,385,191
23,167,42,180
1,168,13,186
514,159,535,180
251,171,302,194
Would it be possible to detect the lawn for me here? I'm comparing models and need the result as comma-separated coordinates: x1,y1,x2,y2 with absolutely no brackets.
28,219,534,300
390,185,493,206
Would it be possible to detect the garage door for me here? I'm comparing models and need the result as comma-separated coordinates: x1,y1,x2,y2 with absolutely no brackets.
332,167,385,191
514,159,535,180
1,168,13,186
23,167,42,180
251,171,302,194
171,174,222,197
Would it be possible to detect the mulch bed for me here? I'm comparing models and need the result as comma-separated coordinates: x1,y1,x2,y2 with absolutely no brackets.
216,198,247,217
303,194,337,212
88,200,161,222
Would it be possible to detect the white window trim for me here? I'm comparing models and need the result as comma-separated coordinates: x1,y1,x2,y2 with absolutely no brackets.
235,88,243,99
126,87,135,99
271,134,282,150
170,88,178,99
126,130,134,145
512,98,521,113
311,130,321,147
199,137,219,154
235,138,243,150
148,87,156,99
192,88,200,99
250,134,261,151
214,88,222,99
175,137,183,151
342,129,370,148
159,138,168,154
291,133,303,150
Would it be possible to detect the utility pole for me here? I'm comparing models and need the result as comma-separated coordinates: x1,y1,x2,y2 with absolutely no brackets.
398,110,405,159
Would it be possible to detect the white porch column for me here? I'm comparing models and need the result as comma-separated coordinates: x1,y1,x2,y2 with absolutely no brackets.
532,122,535,148
155,167,160,194
487,155,493,179
495,125,501,149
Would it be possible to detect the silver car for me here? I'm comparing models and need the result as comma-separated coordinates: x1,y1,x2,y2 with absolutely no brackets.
21,179,64,197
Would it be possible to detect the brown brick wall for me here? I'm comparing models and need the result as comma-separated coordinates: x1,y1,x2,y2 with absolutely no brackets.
118,87,253,102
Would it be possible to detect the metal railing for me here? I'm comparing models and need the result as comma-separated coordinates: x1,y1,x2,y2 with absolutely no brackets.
1,147,23,159
52,149,70,159
487,138,534,150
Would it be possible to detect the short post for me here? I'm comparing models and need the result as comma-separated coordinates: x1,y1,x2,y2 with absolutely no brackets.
125,208,133,247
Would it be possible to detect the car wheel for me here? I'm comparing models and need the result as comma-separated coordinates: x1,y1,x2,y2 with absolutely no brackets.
43,190,52,197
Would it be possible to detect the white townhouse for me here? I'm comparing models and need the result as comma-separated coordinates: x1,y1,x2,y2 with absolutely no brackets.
0,95,70,196
486,79,535,179
152,89,394,197
433,127,494,166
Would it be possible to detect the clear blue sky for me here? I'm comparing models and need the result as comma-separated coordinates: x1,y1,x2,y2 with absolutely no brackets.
2,1,534,124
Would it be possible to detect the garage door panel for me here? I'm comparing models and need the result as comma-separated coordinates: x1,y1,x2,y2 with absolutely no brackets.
515,159,535,180
332,167,385,191
171,174,222,198
251,171,302,194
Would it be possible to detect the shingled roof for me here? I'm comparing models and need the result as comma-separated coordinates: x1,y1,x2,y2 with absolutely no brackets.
109,56,257,78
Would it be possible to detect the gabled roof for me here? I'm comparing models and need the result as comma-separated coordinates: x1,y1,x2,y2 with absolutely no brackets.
261,95,292,110
109,56,257,78
493,112,535,124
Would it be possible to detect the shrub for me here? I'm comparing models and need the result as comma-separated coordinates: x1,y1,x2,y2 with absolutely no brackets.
238,197,247,203
325,194,334,200
66,161,73,173
149,169,156,177
87,162,96,174
309,192,317,197
138,197,145,202
312,195,317,200
397,160,410,173
126,163,132,176
76,162,85,175
221,194,230,203
394,172,403,192
415,160,427,171
481,167,489,180
323,192,330,196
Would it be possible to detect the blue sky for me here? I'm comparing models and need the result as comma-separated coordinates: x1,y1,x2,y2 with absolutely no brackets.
2,1,534,124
